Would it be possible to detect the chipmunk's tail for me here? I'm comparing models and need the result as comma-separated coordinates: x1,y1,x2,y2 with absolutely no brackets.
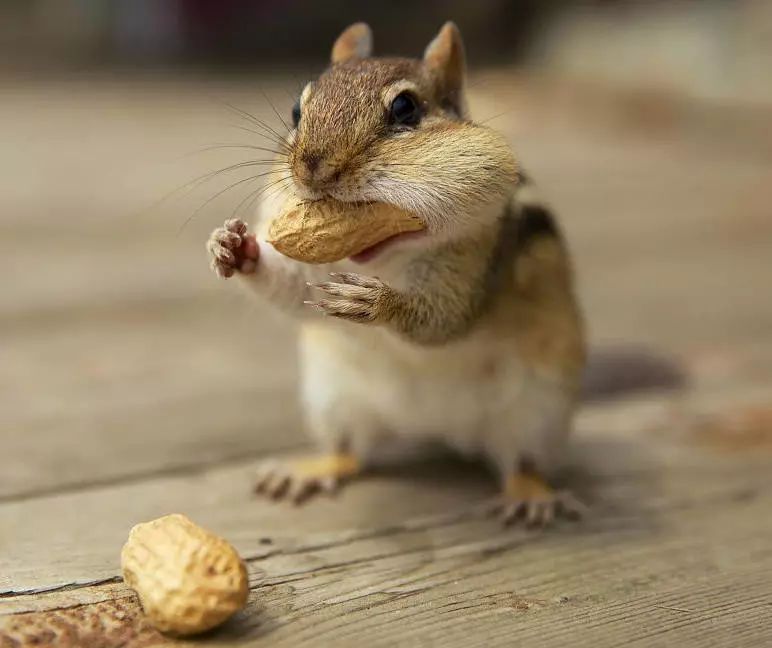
581,344,687,402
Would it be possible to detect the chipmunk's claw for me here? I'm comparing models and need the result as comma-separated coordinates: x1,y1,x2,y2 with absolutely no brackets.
307,273,393,323
254,453,360,504
493,473,586,528
207,218,257,278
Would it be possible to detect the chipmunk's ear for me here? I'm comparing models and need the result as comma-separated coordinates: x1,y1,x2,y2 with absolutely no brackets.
423,22,467,115
331,22,373,64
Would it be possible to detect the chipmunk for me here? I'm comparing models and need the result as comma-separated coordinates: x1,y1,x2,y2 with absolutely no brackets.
206,22,587,525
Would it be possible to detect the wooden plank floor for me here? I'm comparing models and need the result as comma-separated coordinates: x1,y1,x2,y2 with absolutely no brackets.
1,73,771,647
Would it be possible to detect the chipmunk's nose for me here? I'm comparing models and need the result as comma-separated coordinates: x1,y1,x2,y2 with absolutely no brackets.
295,150,341,191
301,151,321,174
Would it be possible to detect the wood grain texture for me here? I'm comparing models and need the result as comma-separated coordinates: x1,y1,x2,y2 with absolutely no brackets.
3,438,772,646
1,75,772,646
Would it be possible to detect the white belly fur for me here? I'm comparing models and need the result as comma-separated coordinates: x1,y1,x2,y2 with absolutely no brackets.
298,318,572,470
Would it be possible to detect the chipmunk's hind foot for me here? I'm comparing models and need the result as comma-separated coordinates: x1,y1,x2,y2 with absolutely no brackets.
254,453,361,504
497,472,586,527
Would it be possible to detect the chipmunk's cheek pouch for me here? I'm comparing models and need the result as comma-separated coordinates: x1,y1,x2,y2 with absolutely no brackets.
267,198,425,264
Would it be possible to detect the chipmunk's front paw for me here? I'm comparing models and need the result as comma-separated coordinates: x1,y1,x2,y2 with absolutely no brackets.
495,473,587,528
306,272,396,323
207,218,258,278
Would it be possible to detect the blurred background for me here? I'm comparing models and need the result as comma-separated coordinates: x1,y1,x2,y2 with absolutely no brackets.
2,0,771,496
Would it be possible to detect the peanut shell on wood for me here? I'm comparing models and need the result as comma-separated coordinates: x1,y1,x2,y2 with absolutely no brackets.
120,513,248,636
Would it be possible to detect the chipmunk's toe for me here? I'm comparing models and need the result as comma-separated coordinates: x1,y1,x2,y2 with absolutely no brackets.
496,472,586,527
254,453,360,504
207,218,257,278
306,273,393,323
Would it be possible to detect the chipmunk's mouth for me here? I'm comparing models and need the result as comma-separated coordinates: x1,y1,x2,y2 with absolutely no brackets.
349,230,426,264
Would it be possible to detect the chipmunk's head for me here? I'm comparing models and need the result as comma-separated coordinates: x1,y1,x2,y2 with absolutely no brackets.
286,22,518,240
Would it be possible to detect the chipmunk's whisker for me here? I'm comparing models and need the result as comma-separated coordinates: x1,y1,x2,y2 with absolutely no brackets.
229,124,290,151
237,172,295,218
195,143,288,158
138,160,288,219
261,181,296,211
178,169,283,235
189,160,287,188
223,102,291,150
259,90,293,137
232,172,293,221
478,109,515,125
261,175,295,204
231,185,265,222
380,162,436,169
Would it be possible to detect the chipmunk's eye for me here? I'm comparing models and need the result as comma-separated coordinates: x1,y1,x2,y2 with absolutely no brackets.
389,92,421,127
291,101,301,128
